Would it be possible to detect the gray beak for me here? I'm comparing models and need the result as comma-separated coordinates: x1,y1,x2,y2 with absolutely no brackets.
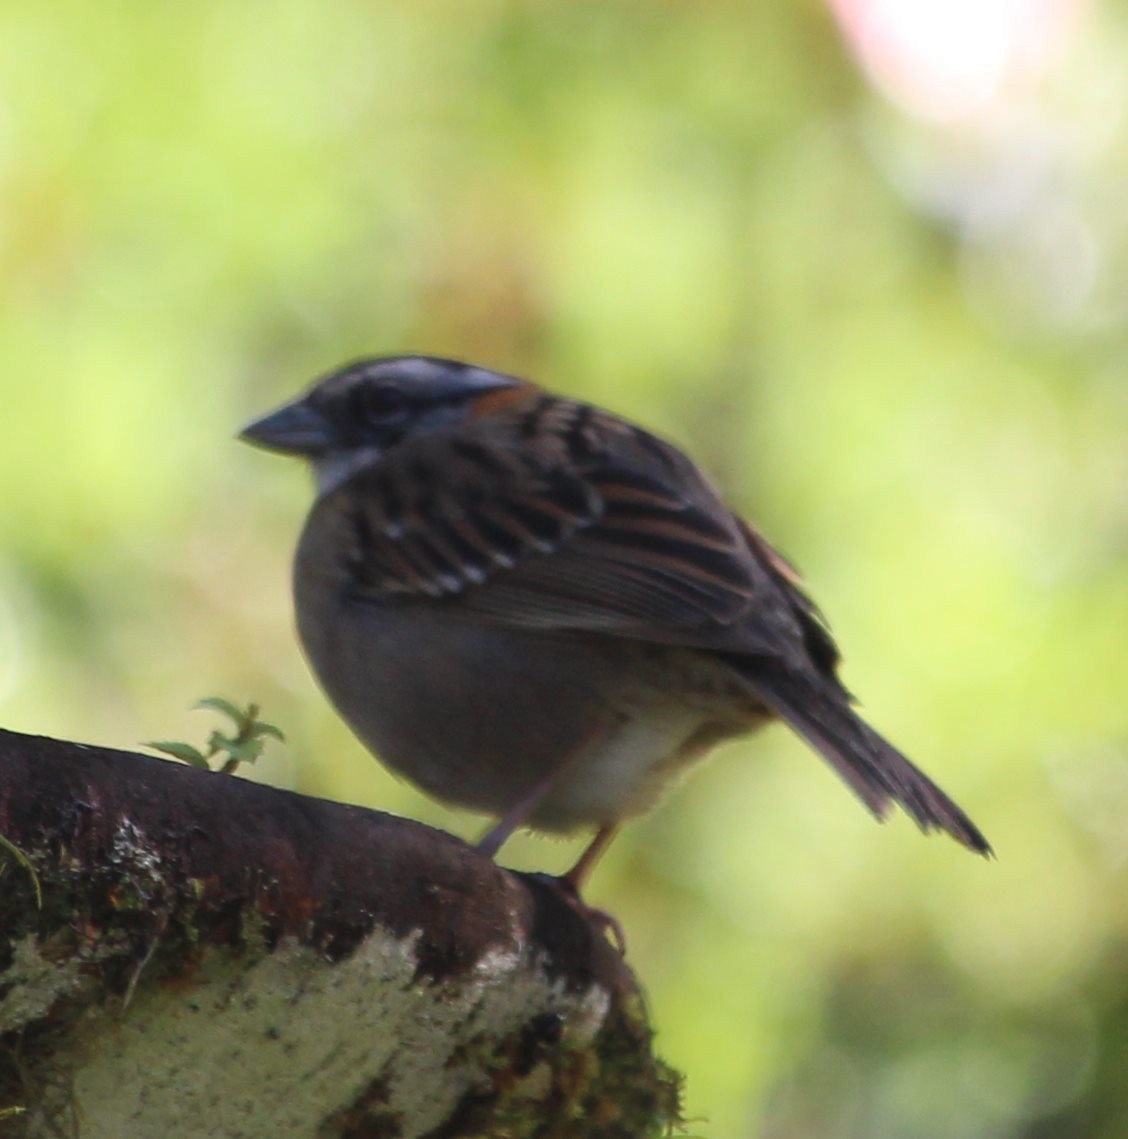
239,399,332,456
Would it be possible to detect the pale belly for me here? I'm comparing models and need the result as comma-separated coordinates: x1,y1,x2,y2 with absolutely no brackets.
533,701,758,829
296,574,763,832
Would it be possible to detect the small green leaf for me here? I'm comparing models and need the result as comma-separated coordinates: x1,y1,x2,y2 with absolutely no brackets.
212,734,265,765
207,732,266,772
194,696,246,724
250,720,285,742
148,740,211,768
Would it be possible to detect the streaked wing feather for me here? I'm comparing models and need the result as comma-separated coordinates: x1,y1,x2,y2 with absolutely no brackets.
341,446,600,597
338,401,812,660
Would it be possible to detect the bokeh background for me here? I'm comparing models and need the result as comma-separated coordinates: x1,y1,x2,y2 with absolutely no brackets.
2,1,1126,1135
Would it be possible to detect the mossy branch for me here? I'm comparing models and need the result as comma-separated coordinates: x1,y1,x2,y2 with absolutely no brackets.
0,728,681,1138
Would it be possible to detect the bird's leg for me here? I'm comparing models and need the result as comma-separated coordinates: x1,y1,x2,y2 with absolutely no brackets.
557,824,627,953
476,770,562,857
475,737,628,953
563,824,619,892
477,724,608,857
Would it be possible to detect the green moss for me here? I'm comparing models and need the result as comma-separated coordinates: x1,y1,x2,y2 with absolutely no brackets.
446,998,684,1138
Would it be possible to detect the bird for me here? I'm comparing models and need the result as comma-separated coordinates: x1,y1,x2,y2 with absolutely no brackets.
240,354,991,896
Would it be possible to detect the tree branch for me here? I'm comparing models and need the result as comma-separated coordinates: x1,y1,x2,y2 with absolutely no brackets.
0,728,680,1138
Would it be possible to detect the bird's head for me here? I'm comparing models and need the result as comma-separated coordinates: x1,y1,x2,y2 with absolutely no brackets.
240,355,528,494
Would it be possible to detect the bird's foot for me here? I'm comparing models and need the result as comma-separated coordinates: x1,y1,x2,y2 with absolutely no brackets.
531,872,627,955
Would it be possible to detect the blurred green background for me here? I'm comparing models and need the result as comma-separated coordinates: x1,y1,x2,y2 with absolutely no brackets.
2,1,1126,1135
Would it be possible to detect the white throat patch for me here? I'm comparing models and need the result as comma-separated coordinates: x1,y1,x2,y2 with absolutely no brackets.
313,446,385,497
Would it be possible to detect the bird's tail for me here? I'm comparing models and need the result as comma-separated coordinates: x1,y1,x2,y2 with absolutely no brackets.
737,662,992,856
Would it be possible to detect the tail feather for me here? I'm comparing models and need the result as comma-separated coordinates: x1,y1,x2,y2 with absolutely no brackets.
738,663,992,856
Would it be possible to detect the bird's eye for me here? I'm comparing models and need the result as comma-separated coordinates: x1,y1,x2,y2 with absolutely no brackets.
355,384,408,425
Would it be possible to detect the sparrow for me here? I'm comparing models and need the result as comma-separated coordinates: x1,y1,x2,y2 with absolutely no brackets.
241,355,990,892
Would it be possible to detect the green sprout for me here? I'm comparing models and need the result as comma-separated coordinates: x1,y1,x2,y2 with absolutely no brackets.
147,698,285,774
0,831,42,910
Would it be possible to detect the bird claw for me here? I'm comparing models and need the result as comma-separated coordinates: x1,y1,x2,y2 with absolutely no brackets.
529,872,627,955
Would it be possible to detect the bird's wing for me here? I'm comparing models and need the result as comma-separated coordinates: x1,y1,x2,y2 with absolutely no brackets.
332,397,834,670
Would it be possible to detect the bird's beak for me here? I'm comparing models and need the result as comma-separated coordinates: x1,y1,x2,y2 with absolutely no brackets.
239,399,332,457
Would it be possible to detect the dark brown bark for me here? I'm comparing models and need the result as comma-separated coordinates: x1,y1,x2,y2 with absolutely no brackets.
0,729,680,1138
